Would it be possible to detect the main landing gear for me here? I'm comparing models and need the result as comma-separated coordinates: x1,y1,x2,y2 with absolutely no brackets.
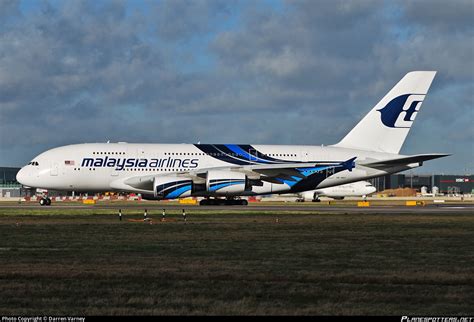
199,198,248,206
39,197,51,206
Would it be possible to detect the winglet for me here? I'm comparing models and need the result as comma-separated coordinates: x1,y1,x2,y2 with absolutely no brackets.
340,157,357,172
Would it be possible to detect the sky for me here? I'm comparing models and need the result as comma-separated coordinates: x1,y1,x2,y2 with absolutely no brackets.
0,0,473,174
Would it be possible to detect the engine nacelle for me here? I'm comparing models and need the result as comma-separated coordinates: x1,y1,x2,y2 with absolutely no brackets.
154,176,193,199
299,190,317,201
206,170,247,195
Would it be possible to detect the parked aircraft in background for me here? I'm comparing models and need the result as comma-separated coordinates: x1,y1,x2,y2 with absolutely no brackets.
17,71,448,205
296,181,376,202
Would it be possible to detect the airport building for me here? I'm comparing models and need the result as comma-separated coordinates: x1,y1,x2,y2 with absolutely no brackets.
0,167,21,197
370,174,474,195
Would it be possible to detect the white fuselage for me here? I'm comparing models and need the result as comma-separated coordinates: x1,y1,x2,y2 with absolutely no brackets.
16,72,444,200
16,142,412,197
298,181,377,200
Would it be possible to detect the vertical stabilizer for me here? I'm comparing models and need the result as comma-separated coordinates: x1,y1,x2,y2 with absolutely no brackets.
333,71,437,154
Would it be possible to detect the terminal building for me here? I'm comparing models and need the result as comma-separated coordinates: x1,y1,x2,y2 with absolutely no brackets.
370,174,474,195
1,166,473,197
0,167,21,197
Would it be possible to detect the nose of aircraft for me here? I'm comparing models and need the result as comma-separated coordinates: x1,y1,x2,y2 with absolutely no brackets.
16,167,29,187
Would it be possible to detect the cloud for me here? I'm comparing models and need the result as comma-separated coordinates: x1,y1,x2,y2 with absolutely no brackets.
154,0,234,41
401,0,474,33
0,0,20,22
0,0,472,173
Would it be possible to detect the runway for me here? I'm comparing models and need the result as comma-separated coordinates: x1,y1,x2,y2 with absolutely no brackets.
1,202,473,214
1,201,473,315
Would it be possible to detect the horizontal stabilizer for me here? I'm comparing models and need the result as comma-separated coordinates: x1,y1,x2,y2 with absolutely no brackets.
361,153,450,170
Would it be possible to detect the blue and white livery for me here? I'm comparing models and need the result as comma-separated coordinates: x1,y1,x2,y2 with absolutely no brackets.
16,71,449,205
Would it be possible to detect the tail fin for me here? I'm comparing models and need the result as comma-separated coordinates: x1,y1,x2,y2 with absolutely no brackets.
333,71,437,154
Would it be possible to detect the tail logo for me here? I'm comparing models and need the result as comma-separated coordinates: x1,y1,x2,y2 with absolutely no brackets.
377,94,425,128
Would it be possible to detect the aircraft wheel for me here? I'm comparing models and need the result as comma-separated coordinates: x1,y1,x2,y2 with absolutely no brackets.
45,198,51,206
241,200,248,206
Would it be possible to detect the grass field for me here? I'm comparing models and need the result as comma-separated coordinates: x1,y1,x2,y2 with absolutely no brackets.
0,207,473,315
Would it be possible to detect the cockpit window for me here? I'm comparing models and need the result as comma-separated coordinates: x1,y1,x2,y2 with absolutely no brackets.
28,161,39,166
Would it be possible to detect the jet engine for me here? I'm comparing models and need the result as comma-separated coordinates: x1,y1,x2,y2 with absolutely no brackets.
206,170,248,195
154,176,193,199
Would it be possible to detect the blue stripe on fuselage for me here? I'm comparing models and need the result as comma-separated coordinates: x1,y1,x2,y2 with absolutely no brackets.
225,144,270,164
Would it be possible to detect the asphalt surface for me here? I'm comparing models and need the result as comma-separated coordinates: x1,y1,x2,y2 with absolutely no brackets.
1,202,473,214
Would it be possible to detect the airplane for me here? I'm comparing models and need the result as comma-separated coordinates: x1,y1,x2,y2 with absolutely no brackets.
295,181,377,202
16,71,449,206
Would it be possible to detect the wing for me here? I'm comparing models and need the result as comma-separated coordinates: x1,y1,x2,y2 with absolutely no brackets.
109,157,357,193
238,158,356,185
